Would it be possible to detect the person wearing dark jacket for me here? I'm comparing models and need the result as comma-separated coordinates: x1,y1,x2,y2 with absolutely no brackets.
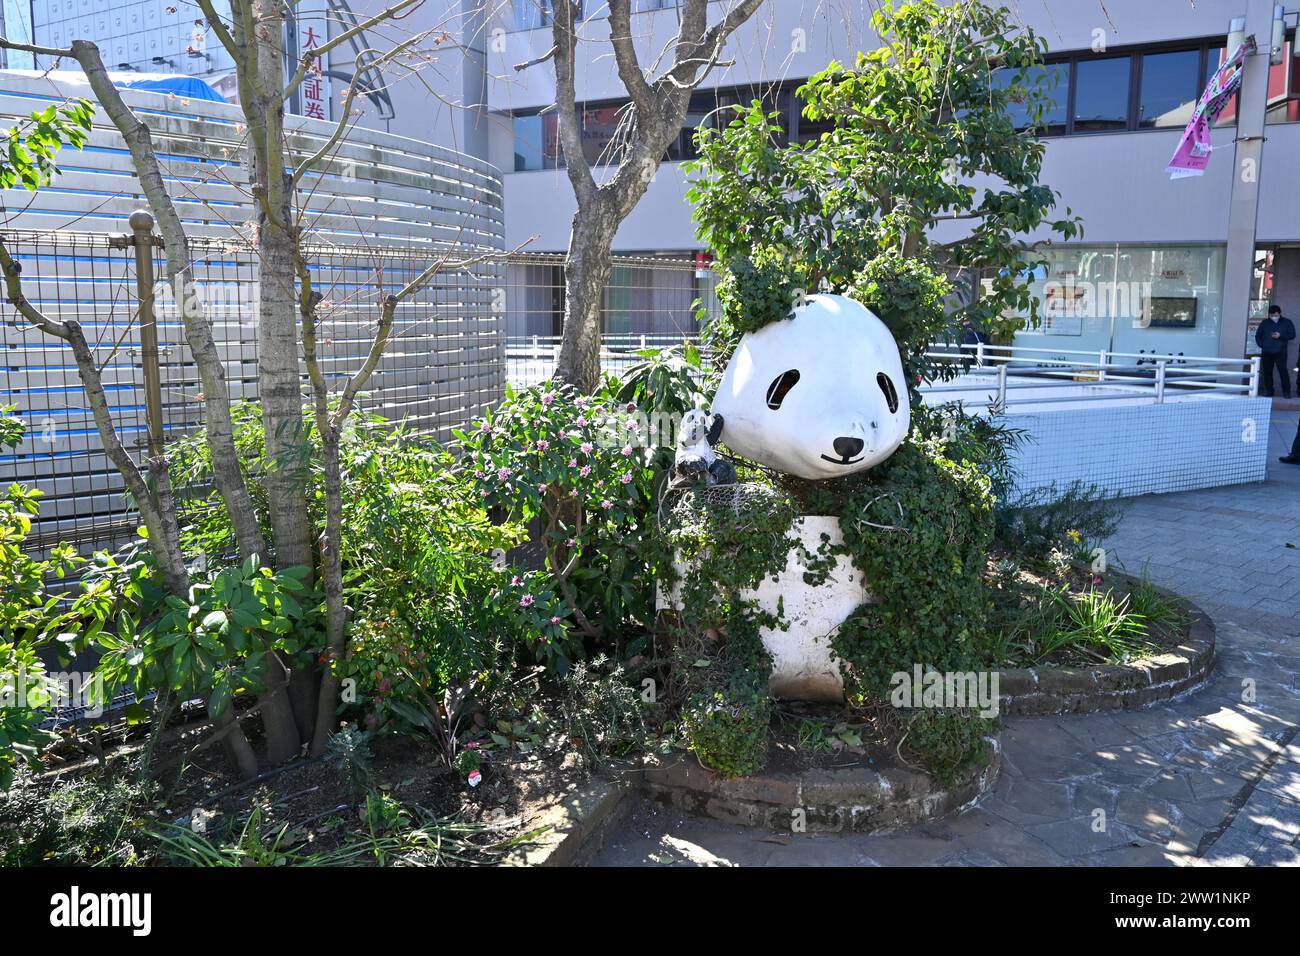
960,319,991,348
1256,305,1296,399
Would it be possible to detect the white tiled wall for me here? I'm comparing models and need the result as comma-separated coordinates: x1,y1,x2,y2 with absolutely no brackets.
1006,397,1272,500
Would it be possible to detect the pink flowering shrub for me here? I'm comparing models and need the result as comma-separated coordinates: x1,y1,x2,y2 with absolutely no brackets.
456,383,659,670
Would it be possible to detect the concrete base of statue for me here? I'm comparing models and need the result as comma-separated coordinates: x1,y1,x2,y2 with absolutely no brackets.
662,515,871,702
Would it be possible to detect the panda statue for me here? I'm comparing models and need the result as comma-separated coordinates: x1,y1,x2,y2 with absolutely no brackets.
670,408,736,488
710,293,910,480
680,292,911,701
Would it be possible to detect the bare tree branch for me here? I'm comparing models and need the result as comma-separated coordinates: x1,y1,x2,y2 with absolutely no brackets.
0,239,190,595
514,45,556,72
608,0,657,120
551,0,598,205
66,37,269,564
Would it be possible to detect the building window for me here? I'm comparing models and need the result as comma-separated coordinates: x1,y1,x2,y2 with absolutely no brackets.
1073,56,1132,132
513,113,560,171
1015,243,1226,358
993,38,1263,138
668,87,792,158
514,0,555,30
995,62,1069,135
1138,48,1201,128
511,0,678,30
579,104,629,166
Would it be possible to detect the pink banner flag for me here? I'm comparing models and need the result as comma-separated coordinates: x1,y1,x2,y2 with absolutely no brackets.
1166,37,1255,179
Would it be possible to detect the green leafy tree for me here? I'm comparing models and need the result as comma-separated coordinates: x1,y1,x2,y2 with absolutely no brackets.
686,0,1082,362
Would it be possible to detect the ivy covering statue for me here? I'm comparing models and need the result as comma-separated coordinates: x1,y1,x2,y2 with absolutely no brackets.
660,0,1081,781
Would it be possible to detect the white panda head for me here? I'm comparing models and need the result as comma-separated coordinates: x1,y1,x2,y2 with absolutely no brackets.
709,293,910,481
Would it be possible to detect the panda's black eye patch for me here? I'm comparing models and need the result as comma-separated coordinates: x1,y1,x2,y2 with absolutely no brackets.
877,372,899,414
766,369,801,409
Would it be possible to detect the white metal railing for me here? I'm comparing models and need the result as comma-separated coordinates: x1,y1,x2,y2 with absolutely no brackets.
506,335,1261,409
506,333,700,387
922,343,1260,409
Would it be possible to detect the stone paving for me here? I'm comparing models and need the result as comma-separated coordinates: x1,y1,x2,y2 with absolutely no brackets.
591,408,1300,866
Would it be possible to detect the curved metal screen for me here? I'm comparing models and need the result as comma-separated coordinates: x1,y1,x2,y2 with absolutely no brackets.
0,75,506,550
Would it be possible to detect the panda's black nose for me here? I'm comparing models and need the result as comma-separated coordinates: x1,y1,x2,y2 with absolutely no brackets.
833,436,864,459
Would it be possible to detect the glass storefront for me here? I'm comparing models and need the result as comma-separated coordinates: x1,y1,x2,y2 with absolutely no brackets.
1014,243,1226,358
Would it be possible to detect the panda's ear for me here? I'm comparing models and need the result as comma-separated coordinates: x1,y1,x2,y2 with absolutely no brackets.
706,413,725,446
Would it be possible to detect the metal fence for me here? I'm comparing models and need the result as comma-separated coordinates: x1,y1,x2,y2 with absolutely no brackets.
504,333,1261,409
1,228,505,552
924,343,1259,410
506,333,702,387
0,72,509,552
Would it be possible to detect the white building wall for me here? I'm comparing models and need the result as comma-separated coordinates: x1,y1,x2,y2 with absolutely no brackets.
492,0,1300,255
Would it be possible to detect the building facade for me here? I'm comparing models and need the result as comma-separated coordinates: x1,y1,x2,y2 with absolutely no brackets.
481,0,1300,355
0,0,345,120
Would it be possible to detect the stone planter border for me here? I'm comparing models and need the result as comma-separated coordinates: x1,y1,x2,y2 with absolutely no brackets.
635,738,1000,834
501,772,638,867
998,580,1215,716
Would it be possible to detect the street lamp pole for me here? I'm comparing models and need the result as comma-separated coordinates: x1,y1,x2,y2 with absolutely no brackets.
1218,2,1284,359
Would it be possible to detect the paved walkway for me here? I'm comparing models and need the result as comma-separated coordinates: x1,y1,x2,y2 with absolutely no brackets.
592,409,1300,866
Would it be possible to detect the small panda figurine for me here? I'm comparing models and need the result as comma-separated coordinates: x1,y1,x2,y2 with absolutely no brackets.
710,293,910,481
672,408,735,488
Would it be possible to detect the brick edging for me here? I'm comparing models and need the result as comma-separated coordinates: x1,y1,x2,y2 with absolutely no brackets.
998,584,1215,716
634,737,1001,833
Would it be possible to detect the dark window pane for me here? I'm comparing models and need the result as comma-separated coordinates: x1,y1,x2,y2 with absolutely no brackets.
719,88,790,144
672,92,720,160
513,113,561,170
994,62,1069,135
1073,56,1131,132
514,0,553,30
513,115,543,171
1138,49,1200,128
795,100,835,143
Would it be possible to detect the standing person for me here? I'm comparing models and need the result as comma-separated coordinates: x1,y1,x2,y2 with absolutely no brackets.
960,318,991,348
1281,420,1300,465
959,319,991,369
1256,304,1296,398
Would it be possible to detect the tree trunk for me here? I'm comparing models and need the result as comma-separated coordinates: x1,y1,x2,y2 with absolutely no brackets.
555,204,617,393
235,0,313,764
309,427,347,755
211,698,259,780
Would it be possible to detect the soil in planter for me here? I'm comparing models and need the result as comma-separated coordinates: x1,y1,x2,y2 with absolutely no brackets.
5,708,594,866
765,701,918,777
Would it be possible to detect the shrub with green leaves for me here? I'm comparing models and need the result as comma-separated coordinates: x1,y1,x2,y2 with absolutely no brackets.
994,480,1121,565
679,685,770,778
557,654,651,768
170,404,530,725
0,767,154,865
456,383,660,669
797,438,997,697
92,555,317,720
326,431,530,725
898,709,994,786
0,406,87,787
